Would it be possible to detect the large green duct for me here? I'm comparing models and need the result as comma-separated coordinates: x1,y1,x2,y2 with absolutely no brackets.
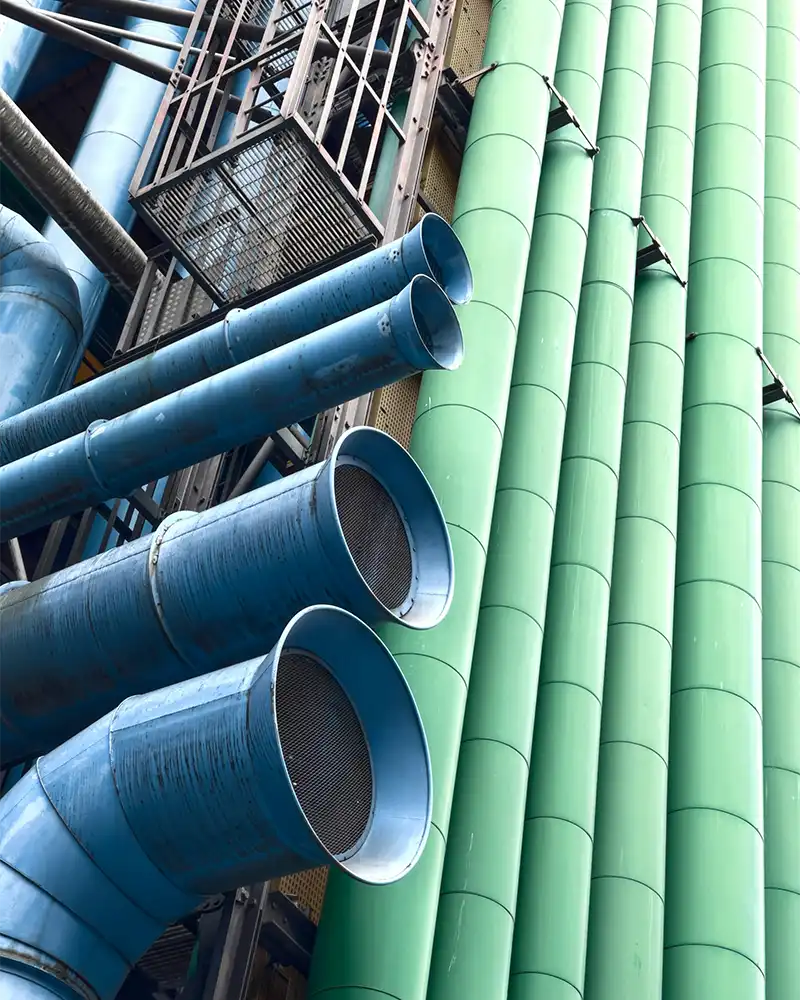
427,4,616,998
307,3,557,998
663,1,767,997
508,1,656,997
762,1,800,995
583,2,701,999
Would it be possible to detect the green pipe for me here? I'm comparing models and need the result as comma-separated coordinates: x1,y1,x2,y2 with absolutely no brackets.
508,1,656,997
425,1,614,997
762,1,800,995
307,3,559,998
662,1,767,997
583,3,701,999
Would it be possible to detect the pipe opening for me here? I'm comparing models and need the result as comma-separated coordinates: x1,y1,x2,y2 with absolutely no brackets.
417,213,473,305
407,275,464,371
334,462,414,612
276,648,373,859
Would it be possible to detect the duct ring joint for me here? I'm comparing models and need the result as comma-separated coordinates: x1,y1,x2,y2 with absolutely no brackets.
222,308,247,365
147,511,201,668
0,936,100,1000
83,420,115,495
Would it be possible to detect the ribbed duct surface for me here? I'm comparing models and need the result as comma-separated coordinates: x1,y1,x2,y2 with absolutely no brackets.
334,463,413,610
276,650,373,858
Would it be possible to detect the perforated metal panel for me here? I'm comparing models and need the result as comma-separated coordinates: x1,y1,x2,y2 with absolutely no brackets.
334,463,413,609
276,651,373,858
275,866,330,923
447,0,491,95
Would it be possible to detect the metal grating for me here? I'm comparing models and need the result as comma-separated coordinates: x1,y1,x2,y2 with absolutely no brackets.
370,373,422,450
334,463,413,609
136,923,197,990
135,122,377,304
276,651,373,858
275,866,330,924
447,0,491,96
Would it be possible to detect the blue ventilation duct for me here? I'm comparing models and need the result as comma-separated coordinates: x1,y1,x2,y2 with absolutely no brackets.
0,274,462,539
0,604,432,1000
0,213,473,464
0,0,59,99
0,426,453,765
0,207,82,420
41,0,196,348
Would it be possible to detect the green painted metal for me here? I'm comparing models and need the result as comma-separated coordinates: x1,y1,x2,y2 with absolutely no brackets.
424,1,616,997
762,1,800,995
508,2,656,998
583,3,701,999
307,2,559,998
662,0,767,997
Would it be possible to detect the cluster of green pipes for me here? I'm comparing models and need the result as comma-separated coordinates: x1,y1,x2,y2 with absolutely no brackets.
307,1,799,998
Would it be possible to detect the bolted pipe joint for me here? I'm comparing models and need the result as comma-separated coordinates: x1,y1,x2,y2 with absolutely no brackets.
0,605,431,1000
0,427,454,765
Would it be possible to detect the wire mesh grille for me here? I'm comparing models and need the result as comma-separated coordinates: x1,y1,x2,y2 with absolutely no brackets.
137,122,376,303
276,651,373,857
334,463,413,609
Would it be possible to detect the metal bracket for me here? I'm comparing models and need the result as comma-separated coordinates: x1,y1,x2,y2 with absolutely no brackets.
258,890,317,975
757,346,800,419
543,75,599,156
126,487,165,526
633,215,687,286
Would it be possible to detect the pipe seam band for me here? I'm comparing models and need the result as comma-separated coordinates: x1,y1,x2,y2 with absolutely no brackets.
146,512,201,669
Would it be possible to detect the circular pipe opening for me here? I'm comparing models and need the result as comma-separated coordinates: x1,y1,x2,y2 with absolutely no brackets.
328,427,454,629
416,213,473,305
407,275,464,371
274,606,431,885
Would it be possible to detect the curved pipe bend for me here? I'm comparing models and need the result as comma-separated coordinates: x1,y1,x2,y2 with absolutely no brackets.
0,207,82,419
0,605,432,1000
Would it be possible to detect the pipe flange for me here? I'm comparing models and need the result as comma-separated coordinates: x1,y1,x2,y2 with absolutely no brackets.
147,510,199,669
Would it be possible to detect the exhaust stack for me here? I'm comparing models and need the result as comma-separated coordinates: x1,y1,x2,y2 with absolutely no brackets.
0,606,431,1000
1,427,453,765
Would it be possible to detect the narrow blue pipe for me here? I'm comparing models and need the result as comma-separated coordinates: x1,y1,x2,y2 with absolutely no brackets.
0,0,59,99
0,275,462,539
41,0,196,349
0,605,432,1000
0,426,454,765
0,213,473,465
0,208,82,420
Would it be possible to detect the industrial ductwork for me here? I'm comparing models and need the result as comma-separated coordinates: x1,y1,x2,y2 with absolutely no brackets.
0,274,463,540
0,207,83,420
1,426,453,764
0,213,473,465
0,604,431,1000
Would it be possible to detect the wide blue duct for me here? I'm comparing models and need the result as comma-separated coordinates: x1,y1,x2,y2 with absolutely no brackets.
41,0,196,347
0,274,462,539
0,426,453,765
0,213,472,465
0,207,82,420
0,0,59,99
0,604,432,1000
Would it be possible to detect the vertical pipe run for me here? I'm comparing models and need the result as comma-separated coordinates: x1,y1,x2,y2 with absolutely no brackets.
583,3,701,999
663,1,767,997
427,2,615,998
762,1,800,995
509,2,656,997
308,2,558,998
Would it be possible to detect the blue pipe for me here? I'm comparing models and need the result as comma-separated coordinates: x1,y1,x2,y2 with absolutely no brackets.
0,426,453,765
41,0,196,350
0,213,472,465
0,274,462,539
0,208,82,420
0,604,432,1000
0,0,59,99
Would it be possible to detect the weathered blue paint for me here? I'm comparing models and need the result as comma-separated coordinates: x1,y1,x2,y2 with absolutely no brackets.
0,275,462,539
0,214,472,465
0,605,432,1000
0,427,453,764
0,208,82,420
0,0,59,99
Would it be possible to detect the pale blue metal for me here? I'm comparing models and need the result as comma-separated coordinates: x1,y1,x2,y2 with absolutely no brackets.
0,275,462,539
0,213,473,464
0,426,454,764
41,0,196,349
0,0,59,99
0,605,432,1000
0,207,82,419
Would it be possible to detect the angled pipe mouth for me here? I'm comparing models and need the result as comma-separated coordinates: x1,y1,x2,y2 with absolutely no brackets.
268,606,431,885
397,274,464,372
403,213,473,305
321,427,454,630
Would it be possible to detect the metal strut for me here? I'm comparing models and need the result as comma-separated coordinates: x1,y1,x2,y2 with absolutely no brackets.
757,345,800,420
633,214,687,286
543,74,600,156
